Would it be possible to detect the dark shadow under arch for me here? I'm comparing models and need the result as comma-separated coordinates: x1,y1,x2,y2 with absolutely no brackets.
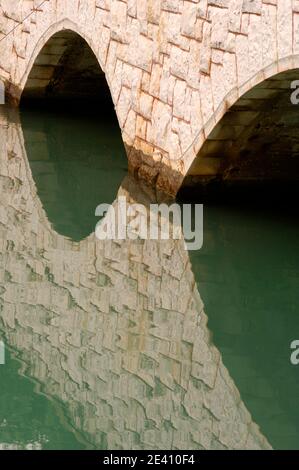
21,29,113,111
181,68,299,200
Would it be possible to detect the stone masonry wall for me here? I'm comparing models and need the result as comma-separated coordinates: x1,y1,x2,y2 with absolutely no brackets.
0,1,297,193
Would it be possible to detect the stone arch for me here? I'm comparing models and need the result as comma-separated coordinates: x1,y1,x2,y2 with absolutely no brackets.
20,21,113,109
9,17,108,98
20,99,126,241
182,58,299,191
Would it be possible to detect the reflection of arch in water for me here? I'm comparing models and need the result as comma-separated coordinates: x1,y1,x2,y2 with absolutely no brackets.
0,112,271,450
20,106,127,241
18,26,127,241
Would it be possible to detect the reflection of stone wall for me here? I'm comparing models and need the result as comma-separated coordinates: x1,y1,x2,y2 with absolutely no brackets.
1,1,299,194
0,110,271,450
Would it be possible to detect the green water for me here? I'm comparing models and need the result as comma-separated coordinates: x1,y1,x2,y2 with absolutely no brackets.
0,346,86,449
190,204,299,450
21,108,127,241
0,106,298,449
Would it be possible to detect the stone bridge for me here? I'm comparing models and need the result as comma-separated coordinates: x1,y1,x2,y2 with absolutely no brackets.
1,0,299,194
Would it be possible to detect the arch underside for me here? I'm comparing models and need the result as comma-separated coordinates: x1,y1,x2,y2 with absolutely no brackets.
184,69,299,191
21,30,111,108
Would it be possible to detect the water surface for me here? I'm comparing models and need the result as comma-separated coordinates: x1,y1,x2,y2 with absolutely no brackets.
0,105,297,449
190,203,299,449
